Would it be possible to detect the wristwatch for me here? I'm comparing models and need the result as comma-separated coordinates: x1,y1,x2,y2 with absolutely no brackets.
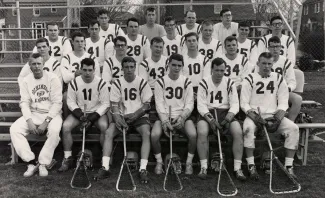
45,118,51,123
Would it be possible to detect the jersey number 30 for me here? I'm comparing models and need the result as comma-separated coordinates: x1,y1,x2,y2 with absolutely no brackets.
165,87,183,99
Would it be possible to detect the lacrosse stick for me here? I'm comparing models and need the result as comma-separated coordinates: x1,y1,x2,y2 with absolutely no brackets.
163,106,183,192
116,128,136,192
257,107,301,194
214,109,237,196
71,104,91,190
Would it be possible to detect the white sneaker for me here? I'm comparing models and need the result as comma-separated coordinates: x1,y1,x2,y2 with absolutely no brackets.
39,164,48,177
23,164,39,177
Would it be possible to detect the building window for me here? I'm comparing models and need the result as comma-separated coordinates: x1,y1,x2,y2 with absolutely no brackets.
33,5,40,16
12,5,17,16
51,5,57,13
8,24,16,37
304,5,308,15
314,3,320,13
214,4,222,14
32,22,45,39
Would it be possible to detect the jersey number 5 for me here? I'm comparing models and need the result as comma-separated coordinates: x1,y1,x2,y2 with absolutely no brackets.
256,81,275,94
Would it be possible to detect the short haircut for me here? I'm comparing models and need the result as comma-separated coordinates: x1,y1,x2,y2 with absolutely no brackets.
238,21,250,29
220,8,231,17
113,36,127,46
36,37,49,47
185,32,199,41
46,22,59,29
127,17,139,26
258,52,273,61
29,53,42,65
211,58,226,69
268,36,281,45
168,53,184,66
146,7,156,15
201,20,213,28
88,20,100,28
121,56,136,67
81,58,95,69
98,9,109,17
270,16,282,24
150,36,164,46
224,36,237,45
164,16,175,23
184,10,196,17
71,31,85,41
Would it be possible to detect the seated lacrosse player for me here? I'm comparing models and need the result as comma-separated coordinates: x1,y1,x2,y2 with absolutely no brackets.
10,53,63,177
153,53,196,175
106,56,153,183
58,58,110,172
241,52,299,180
197,57,245,180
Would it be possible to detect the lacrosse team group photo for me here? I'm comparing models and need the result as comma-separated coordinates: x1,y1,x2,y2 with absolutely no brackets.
0,0,324,197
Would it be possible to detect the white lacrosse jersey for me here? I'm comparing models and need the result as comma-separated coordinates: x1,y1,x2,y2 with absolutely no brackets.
176,23,201,36
102,56,124,85
138,56,169,89
20,71,62,120
99,23,126,41
155,75,194,120
162,35,182,57
18,57,62,86
182,54,211,87
237,38,258,65
241,72,289,116
221,53,250,87
67,76,110,116
85,37,114,67
60,51,100,83
126,35,151,66
257,34,296,65
198,38,223,60
110,76,152,115
33,36,72,62
197,76,239,116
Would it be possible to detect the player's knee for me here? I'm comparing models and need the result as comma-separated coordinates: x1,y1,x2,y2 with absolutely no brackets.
9,123,19,135
230,121,243,137
98,122,108,133
197,121,209,137
62,121,73,134
151,128,162,141
141,129,151,138
291,93,302,106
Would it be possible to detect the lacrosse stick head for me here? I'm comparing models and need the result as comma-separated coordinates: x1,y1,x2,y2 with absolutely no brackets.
77,149,93,169
165,153,182,174
126,151,139,172
210,151,225,171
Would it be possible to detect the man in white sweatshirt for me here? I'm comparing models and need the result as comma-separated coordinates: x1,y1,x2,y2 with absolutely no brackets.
10,53,63,177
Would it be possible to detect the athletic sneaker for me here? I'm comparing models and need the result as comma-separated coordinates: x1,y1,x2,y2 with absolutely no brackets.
139,169,149,184
198,168,208,180
234,169,247,181
154,162,164,175
39,164,48,177
58,156,74,172
185,163,193,175
94,167,111,180
248,164,259,180
286,166,297,180
23,164,39,177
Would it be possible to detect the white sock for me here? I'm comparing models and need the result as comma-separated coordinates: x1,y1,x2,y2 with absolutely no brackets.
200,159,208,169
186,153,194,164
102,156,110,170
234,159,242,171
155,153,163,163
246,157,255,165
285,157,294,167
139,159,148,171
64,151,72,159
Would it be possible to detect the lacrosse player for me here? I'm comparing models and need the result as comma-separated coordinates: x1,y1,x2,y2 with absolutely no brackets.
162,16,182,57
176,10,201,36
241,52,299,179
10,53,62,177
97,9,126,40
212,9,238,44
58,58,110,173
153,53,196,175
19,37,62,85
139,7,166,41
237,21,258,66
32,22,72,62
106,56,152,183
197,57,246,180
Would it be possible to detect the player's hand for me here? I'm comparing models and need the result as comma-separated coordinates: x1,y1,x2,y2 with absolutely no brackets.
265,117,281,133
247,110,266,128
27,119,38,134
220,112,235,128
113,115,128,132
172,116,185,130
209,119,223,136
37,121,48,135
162,120,174,137
80,115,88,122
124,113,135,124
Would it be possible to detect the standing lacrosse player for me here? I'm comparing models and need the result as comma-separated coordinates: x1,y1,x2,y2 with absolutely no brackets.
106,56,153,183
162,16,182,57
241,52,299,180
97,9,126,41
197,57,246,180
10,53,63,177
58,58,110,173
154,53,196,175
